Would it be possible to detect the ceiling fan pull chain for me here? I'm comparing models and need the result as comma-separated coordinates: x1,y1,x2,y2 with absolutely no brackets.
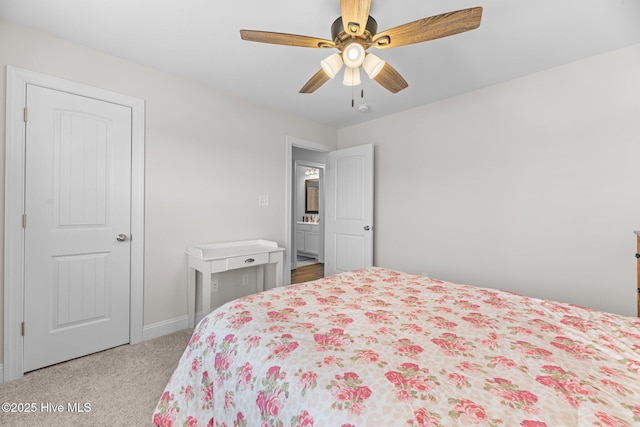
351,82,355,107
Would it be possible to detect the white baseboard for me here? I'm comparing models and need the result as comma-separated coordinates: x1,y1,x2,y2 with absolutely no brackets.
142,315,190,341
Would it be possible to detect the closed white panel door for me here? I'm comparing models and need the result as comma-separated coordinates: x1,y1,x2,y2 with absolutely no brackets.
324,144,374,275
23,84,132,372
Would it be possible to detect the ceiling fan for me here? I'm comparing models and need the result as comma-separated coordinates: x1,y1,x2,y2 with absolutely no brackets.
240,0,483,96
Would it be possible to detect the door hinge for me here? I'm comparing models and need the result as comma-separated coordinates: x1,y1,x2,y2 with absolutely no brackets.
22,214,27,228
21,322,25,336
23,107,28,122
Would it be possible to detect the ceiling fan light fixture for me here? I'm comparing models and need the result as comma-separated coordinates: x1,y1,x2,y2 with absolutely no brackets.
343,66,361,86
320,53,344,79
342,42,366,68
363,53,385,79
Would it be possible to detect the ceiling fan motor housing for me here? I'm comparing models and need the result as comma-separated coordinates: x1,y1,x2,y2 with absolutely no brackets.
331,15,378,46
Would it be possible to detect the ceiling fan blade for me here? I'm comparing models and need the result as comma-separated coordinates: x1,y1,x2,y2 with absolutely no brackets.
372,6,482,49
300,70,331,93
373,63,408,93
341,0,372,36
240,30,336,48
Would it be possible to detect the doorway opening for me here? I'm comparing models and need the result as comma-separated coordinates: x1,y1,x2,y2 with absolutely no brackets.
284,137,334,285
292,161,324,284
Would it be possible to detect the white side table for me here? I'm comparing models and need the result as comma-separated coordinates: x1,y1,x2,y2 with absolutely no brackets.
186,239,285,327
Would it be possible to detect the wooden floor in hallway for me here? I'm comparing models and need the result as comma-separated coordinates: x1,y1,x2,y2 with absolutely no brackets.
291,263,324,284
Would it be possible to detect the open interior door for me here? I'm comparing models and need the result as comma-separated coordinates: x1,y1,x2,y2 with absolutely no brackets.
324,144,374,276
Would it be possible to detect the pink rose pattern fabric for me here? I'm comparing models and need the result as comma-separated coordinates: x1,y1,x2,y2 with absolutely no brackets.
153,267,640,426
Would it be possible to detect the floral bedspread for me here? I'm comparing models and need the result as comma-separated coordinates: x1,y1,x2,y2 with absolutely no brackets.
153,267,640,427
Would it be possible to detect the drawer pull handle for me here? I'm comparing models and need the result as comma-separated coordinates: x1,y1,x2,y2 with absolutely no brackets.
245,258,255,264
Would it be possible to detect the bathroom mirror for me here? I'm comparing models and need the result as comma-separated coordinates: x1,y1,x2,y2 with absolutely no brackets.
305,179,319,214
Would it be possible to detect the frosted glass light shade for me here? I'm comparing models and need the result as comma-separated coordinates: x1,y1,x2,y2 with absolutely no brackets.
363,53,385,78
342,43,365,68
343,66,361,86
321,53,343,79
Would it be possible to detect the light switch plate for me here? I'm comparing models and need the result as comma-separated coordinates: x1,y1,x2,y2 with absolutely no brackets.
258,194,270,207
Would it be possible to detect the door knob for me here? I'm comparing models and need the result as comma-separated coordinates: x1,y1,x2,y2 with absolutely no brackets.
364,226,371,231
116,234,128,242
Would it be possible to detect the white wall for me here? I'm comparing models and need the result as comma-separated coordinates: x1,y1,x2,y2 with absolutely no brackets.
338,44,640,317
0,19,338,360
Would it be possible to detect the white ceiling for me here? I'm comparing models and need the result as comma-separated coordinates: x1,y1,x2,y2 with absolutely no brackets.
1,0,639,128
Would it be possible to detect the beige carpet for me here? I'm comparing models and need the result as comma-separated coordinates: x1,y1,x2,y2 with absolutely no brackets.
0,328,193,427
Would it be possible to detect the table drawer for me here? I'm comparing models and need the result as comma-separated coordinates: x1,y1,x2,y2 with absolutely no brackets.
226,252,269,270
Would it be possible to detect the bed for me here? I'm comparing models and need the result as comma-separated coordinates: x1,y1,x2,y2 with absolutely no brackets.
153,267,640,426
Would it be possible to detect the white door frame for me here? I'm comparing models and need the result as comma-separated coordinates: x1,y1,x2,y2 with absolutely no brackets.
3,66,145,382
284,136,335,285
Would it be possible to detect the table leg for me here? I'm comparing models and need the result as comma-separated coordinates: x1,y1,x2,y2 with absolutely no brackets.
202,271,211,322
187,265,196,328
275,253,284,287
257,265,265,292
